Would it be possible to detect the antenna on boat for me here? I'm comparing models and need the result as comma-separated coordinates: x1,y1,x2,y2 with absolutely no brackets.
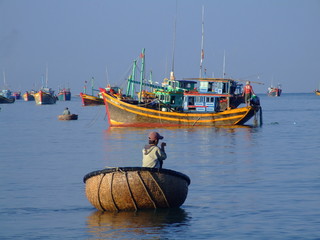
105,65,110,86
91,77,95,96
170,1,178,81
2,70,6,89
222,50,226,78
199,5,205,78
45,64,48,88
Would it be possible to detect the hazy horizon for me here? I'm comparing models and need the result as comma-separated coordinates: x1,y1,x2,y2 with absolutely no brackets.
1,0,319,95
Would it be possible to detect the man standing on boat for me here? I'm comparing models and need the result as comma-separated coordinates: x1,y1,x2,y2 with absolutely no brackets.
243,81,255,106
142,132,167,169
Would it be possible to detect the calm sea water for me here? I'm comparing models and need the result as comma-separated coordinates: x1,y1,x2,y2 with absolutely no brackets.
0,93,319,240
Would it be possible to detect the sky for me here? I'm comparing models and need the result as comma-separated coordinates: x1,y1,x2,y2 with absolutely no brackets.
1,0,320,94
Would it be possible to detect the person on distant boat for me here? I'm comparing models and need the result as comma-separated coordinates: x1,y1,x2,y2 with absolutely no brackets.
63,107,70,115
243,81,255,106
142,132,167,169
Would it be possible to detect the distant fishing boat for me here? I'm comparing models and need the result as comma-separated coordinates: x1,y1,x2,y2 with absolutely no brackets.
315,82,320,96
57,88,71,101
23,91,35,101
34,66,56,105
267,85,282,97
12,91,21,100
80,77,104,106
0,90,15,104
0,71,15,103
83,167,191,211
34,88,56,105
80,92,104,106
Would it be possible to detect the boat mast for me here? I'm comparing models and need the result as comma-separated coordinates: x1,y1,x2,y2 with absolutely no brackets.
3,70,6,89
170,6,177,81
126,60,137,97
139,48,145,103
149,71,153,91
45,64,48,88
199,5,204,78
105,65,110,86
91,77,94,96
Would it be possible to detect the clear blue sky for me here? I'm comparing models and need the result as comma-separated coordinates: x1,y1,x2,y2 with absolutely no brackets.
1,0,319,94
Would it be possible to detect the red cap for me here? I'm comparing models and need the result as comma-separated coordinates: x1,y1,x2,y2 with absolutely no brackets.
148,132,164,141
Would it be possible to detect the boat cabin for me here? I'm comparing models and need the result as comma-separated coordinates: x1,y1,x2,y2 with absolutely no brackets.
154,79,197,109
183,78,242,112
0,89,13,98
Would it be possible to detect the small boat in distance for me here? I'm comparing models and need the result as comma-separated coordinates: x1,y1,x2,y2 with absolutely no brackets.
0,89,15,104
58,114,78,120
0,72,15,103
34,88,56,105
80,93,104,106
315,82,320,96
23,91,35,101
12,91,21,100
83,167,191,211
80,77,104,106
267,83,282,97
34,66,57,105
57,88,71,101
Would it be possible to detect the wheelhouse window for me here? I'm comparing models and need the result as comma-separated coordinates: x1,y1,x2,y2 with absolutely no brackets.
206,97,215,102
196,96,203,102
188,96,195,105
170,96,176,104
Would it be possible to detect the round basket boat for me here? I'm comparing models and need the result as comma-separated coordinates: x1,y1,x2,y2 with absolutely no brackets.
58,114,78,120
83,167,191,211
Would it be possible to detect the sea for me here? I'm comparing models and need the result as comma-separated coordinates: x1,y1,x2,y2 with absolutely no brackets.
0,93,319,240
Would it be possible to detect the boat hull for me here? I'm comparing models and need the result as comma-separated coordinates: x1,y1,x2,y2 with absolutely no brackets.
58,114,78,120
102,92,258,127
0,95,15,104
23,92,35,101
84,167,190,211
57,91,71,101
268,88,282,97
80,93,104,106
34,91,56,105
315,90,320,96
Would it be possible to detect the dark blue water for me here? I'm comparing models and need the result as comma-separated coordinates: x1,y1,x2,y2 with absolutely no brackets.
1,93,319,239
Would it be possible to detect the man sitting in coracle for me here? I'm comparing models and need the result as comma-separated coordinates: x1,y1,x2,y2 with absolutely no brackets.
63,107,70,115
142,132,167,169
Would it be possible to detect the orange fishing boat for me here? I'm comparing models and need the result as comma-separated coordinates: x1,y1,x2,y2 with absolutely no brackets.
100,49,262,127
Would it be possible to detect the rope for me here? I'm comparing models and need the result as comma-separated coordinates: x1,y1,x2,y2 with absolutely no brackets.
124,172,138,211
110,172,119,211
193,117,201,126
85,106,103,128
147,171,170,208
97,174,107,211
136,171,157,209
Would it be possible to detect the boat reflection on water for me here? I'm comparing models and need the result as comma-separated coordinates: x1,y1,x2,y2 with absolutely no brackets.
86,208,190,238
105,124,253,133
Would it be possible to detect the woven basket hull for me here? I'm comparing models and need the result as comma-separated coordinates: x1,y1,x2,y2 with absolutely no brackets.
58,114,78,120
84,167,190,211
